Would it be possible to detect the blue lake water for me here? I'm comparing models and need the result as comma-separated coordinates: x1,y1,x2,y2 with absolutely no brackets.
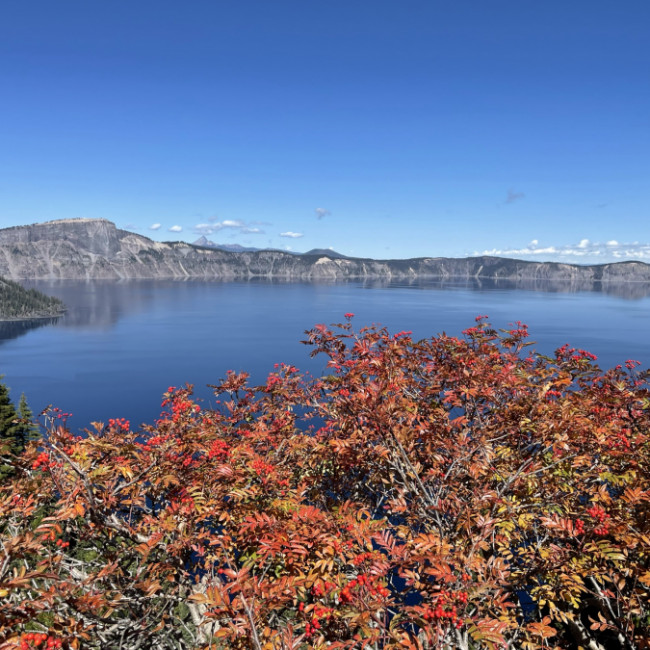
1,279,650,433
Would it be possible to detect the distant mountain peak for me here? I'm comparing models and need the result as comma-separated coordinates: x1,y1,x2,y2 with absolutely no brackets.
193,236,214,247
192,237,261,253
302,248,348,259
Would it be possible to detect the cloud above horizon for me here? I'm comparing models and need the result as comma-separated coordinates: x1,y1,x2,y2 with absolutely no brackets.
168,225,182,233
279,231,303,238
476,239,650,263
194,220,265,237
315,208,331,219
149,223,161,231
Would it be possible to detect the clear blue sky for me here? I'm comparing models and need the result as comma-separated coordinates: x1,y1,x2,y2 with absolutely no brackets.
1,1,648,262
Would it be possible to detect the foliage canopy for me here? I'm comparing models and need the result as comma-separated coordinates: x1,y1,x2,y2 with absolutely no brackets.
1,317,649,649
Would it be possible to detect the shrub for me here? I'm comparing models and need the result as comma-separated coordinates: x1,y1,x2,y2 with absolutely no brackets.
0,317,648,649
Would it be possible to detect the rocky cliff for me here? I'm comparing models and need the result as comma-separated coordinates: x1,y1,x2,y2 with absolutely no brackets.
2,218,650,285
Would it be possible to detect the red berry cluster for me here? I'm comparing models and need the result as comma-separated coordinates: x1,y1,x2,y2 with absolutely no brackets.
303,604,334,639
351,551,374,566
421,590,468,629
339,573,390,604
108,418,130,432
31,452,50,471
207,439,230,461
586,504,610,536
171,398,197,422
556,344,598,363
574,518,585,535
310,581,336,598
40,530,68,549
266,374,282,389
611,427,631,450
20,632,63,649
49,407,72,420
251,458,274,478
144,433,172,449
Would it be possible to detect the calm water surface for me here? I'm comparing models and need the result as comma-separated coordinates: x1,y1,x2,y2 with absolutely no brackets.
1,280,649,432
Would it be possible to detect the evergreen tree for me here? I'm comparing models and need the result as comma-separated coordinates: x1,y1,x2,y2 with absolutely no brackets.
0,378,21,478
17,392,39,447
0,380,20,447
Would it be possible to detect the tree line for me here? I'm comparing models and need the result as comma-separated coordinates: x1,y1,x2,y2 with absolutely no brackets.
0,276,65,320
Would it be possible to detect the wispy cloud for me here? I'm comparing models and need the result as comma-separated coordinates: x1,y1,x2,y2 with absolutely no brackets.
194,220,265,236
149,223,161,231
315,208,331,220
279,231,303,238
476,238,650,263
168,225,183,233
505,189,525,204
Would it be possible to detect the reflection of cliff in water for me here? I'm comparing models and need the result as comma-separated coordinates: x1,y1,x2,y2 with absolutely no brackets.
21,280,164,330
0,317,60,344
363,277,650,300
2,276,647,343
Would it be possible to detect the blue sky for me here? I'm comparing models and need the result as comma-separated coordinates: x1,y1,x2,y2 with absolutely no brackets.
1,1,648,262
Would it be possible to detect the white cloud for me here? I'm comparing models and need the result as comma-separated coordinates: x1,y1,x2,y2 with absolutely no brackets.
149,223,161,231
168,225,183,233
279,231,303,238
194,220,264,236
476,239,650,263
315,208,331,219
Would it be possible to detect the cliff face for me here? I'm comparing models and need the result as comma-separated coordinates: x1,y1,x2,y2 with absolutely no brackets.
1,218,650,284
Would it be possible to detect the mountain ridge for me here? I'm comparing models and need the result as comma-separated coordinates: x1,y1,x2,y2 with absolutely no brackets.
1,219,650,285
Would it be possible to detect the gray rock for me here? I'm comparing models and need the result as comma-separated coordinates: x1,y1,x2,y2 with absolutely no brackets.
2,219,650,288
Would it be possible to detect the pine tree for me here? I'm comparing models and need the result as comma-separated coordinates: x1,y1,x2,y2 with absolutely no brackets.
17,392,39,448
0,378,21,478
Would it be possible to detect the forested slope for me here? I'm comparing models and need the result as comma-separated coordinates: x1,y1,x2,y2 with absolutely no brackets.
0,276,65,320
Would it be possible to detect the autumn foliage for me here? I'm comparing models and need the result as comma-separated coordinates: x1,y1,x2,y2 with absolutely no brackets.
1,316,649,649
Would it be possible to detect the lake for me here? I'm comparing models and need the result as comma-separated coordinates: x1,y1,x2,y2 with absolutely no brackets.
1,279,650,433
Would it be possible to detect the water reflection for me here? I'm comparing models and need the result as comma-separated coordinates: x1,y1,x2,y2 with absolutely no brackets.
0,317,60,344
1,278,648,347
21,280,166,331
361,277,650,299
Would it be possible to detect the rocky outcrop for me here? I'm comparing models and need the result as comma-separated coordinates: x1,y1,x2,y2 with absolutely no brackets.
2,219,650,286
